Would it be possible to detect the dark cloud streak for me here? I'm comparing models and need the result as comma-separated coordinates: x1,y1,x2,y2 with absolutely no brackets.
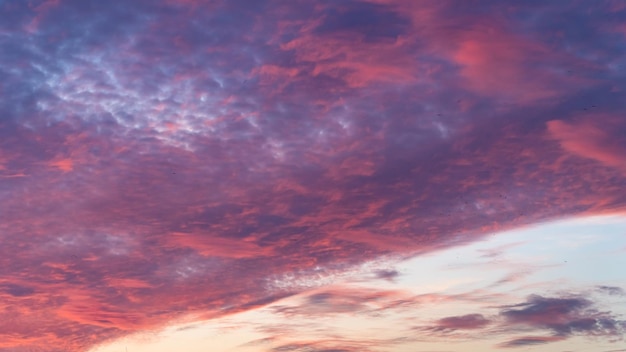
498,294,625,346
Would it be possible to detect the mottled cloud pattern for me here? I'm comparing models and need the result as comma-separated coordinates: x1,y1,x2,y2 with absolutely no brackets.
1,0,626,351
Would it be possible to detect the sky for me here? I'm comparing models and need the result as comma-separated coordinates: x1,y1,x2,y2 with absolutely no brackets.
0,0,625,351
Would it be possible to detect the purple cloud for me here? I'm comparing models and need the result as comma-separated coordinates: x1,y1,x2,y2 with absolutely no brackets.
498,294,625,344
0,0,626,350
434,314,491,331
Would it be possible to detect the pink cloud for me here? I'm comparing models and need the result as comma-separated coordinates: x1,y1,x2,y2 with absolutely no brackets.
452,30,558,102
547,116,626,173
165,232,275,258
47,157,74,172
1,1,626,351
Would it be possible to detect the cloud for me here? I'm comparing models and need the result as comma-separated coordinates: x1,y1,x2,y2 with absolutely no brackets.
499,294,625,340
451,26,567,103
433,314,491,331
164,231,275,258
0,0,626,350
270,286,416,318
499,335,566,348
271,342,371,352
0,283,36,297
374,269,400,281
597,286,626,296
408,290,626,347
235,284,626,351
500,295,592,324
547,116,626,174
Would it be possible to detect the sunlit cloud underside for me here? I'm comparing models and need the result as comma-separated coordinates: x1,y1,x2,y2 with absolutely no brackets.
1,1,625,351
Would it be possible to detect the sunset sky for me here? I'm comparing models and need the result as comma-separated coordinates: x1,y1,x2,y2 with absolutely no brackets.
1,1,626,351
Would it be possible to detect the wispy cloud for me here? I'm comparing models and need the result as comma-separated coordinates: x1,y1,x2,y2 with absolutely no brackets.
498,335,566,348
431,314,491,331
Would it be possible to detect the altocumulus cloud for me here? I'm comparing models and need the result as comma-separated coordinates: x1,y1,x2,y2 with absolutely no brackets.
1,0,626,351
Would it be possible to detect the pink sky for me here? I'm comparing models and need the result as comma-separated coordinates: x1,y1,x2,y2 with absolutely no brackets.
0,1,625,351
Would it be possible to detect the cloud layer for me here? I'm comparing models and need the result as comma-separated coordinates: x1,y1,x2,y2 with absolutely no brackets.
1,0,626,351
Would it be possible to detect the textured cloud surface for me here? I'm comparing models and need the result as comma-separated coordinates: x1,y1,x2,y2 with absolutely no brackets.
1,0,626,351
94,217,626,352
